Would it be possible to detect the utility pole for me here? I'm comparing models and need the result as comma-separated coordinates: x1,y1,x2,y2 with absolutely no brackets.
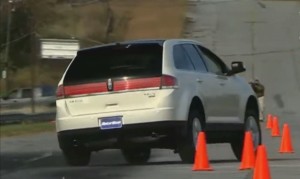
250,21,256,80
104,0,113,43
245,20,260,79
248,1,266,80
30,16,37,114
3,0,14,93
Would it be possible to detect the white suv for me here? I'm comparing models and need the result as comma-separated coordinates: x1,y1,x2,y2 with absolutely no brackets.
56,39,261,166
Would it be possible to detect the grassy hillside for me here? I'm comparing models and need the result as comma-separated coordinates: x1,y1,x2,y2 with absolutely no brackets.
112,0,186,40
41,0,187,46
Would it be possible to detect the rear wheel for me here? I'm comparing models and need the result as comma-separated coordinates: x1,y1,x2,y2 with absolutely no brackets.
121,148,151,164
63,148,91,166
231,110,262,161
178,110,204,163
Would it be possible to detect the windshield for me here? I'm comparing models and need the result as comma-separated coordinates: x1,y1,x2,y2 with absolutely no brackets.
64,43,163,85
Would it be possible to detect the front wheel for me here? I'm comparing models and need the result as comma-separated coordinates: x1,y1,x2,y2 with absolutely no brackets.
178,110,204,163
121,148,151,165
231,110,262,161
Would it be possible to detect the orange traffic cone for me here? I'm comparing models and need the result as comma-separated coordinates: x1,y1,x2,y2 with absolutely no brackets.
271,116,280,137
253,145,271,179
239,131,255,170
279,123,294,153
193,132,213,171
266,114,273,129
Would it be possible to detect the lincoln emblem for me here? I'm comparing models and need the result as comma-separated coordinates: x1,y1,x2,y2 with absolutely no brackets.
107,78,113,91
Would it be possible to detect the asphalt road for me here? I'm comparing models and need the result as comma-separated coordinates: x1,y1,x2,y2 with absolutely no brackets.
1,117,300,179
1,0,300,179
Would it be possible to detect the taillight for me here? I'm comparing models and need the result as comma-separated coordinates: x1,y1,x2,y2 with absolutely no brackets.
56,76,176,98
56,85,65,99
63,82,107,97
161,75,178,88
114,77,161,91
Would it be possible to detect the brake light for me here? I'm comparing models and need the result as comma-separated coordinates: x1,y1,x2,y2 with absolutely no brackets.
114,77,161,91
161,75,178,88
56,85,65,99
64,82,107,97
57,76,176,98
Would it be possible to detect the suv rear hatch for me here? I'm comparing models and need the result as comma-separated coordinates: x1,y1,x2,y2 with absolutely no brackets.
58,42,176,116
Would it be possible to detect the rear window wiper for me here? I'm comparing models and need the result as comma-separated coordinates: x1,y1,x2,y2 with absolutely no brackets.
110,65,145,70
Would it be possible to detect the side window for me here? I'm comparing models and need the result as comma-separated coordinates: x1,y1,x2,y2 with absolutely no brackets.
7,90,18,99
182,44,207,72
42,86,55,96
22,89,32,98
173,45,195,71
198,46,226,75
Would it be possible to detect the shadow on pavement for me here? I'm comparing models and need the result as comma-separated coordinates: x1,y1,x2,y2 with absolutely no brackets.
0,151,65,175
90,159,238,167
268,157,300,162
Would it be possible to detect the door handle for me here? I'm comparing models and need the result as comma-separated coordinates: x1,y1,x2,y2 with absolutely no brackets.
220,83,225,86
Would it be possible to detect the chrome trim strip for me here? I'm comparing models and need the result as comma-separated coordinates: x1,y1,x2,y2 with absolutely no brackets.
64,87,162,99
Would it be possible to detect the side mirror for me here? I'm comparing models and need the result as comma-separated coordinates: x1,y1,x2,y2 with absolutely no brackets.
227,61,246,76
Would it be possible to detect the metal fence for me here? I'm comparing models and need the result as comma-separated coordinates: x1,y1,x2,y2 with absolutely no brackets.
0,112,56,125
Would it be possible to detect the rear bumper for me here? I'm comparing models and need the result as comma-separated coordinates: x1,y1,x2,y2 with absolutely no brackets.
56,107,176,132
57,121,186,150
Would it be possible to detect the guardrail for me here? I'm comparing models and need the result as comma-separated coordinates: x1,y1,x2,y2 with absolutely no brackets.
0,112,56,125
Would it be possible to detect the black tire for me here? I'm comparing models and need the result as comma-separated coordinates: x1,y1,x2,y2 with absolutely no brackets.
63,148,91,166
230,110,262,161
121,148,151,165
178,110,204,163
230,133,244,161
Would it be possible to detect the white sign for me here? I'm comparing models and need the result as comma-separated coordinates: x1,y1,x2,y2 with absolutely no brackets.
41,39,79,59
2,70,6,79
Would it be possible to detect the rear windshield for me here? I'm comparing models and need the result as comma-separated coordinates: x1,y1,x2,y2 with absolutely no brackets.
64,43,163,85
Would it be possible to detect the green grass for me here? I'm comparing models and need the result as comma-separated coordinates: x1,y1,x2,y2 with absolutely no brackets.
0,121,55,138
